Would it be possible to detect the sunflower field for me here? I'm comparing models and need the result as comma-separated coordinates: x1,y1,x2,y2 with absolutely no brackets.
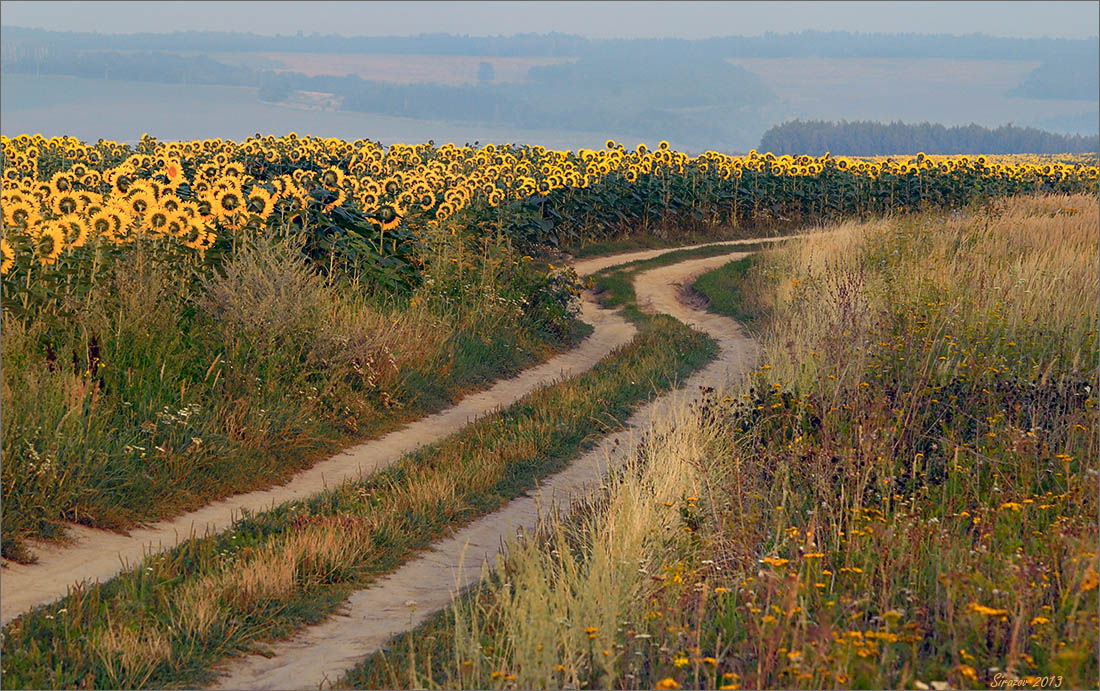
2,132,1097,316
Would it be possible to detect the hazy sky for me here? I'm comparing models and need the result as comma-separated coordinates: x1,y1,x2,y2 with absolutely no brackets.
2,1,1098,39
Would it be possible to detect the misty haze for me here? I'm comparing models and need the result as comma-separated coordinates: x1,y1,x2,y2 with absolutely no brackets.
1,3,1098,691
1,22,1097,152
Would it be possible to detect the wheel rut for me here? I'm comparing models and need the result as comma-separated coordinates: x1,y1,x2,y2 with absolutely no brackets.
206,251,761,690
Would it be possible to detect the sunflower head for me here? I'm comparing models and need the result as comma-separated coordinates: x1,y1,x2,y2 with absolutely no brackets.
34,222,65,265
148,210,170,233
50,172,75,195
4,200,36,230
88,210,115,240
1,237,14,275
57,214,88,248
126,191,155,216
113,173,133,195
320,166,345,189
164,160,184,182
246,188,275,217
214,189,243,218
374,204,401,231
52,193,80,216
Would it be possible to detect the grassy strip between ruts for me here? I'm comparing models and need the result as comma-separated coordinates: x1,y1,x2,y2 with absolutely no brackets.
0,249,731,690
690,254,764,329
588,239,791,318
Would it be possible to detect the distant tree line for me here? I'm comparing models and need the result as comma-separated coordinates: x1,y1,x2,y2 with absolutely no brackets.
759,119,1100,155
0,47,255,85
2,25,1096,63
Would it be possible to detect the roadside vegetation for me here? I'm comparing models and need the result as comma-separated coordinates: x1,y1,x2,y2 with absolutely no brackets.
339,193,1099,691
1,221,585,562
0,243,728,689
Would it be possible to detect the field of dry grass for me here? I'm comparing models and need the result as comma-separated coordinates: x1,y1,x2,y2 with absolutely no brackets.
342,194,1099,690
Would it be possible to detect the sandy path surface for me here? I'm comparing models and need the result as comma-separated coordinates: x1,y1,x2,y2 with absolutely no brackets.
207,251,759,690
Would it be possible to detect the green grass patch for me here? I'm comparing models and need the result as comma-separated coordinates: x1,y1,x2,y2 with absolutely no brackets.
690,254,763,327
589,239,786,320
0,270,717,689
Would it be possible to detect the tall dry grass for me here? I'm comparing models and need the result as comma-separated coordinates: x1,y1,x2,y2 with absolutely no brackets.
348,390,736,690
341,194,1099,690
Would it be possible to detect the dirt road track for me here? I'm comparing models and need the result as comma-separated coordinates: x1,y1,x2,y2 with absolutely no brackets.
207,251,759,690
0,236,779,628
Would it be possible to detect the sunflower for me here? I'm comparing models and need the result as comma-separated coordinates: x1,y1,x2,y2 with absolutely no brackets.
195,229,217,254
125,190,155,216
246,188,275,217
195,193,216,219
112,172,133,195
213,188,243,219
322,188,347,213
383,178,401,197
435,202,454,221
4,200,36,230
49,171,75,195
179,220,206,249
147,209,170,234
1,237,14,275
222,162,245,178
165,213,189,240
88,210,115,240
51,192,80,216
164,159,185,184
174,201,199,220
57,213,88,248
373,204,401,231
34,222,65,265
320,166,345,189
